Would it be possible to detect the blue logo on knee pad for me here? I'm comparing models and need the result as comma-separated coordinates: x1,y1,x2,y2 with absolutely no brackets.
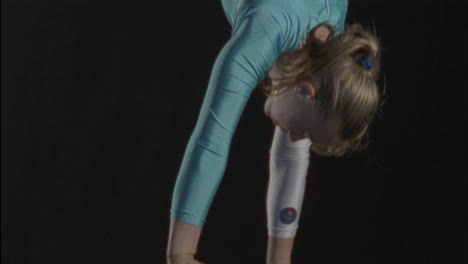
279,207,297,224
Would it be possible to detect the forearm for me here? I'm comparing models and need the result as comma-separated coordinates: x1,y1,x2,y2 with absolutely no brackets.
266,126,311,237
266,126,311,264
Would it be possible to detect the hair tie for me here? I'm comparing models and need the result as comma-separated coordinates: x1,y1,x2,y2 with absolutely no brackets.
357,56,374,71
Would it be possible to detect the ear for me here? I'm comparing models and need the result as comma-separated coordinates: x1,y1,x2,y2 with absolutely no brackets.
312,25,332,44
298,81,317,99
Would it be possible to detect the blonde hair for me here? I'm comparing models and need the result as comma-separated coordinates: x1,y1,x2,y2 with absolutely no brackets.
262,23,382,157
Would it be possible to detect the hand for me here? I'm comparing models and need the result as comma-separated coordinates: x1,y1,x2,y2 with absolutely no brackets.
166,253,207,264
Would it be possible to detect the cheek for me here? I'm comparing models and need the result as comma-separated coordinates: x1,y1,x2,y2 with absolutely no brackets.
275,107,302,131
268,102,287,127
268,94,306,130
313,120,341,145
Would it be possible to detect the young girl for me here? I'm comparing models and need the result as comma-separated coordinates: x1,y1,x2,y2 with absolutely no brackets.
166,1,381,263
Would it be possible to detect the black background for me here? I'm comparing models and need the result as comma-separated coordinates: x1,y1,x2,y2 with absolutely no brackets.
2,0,466,263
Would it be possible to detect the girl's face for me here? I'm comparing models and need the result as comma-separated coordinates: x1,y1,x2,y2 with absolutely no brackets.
264,81,343,145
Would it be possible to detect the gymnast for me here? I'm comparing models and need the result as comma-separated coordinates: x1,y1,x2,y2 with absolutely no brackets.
166,0,381,263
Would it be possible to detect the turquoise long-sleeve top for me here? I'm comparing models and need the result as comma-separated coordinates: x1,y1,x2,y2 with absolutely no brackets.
170,0,348,228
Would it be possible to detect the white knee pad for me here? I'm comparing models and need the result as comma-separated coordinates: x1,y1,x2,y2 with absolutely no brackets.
267,126,311,238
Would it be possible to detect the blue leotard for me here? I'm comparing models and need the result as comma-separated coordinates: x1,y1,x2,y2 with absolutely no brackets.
170,0,347,228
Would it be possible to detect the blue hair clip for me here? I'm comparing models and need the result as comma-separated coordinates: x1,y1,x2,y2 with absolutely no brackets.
357,56,374,71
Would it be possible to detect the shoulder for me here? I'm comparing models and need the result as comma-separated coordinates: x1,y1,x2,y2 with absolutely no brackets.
327,0,348,33
237,4,292,25
232,4,296,49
